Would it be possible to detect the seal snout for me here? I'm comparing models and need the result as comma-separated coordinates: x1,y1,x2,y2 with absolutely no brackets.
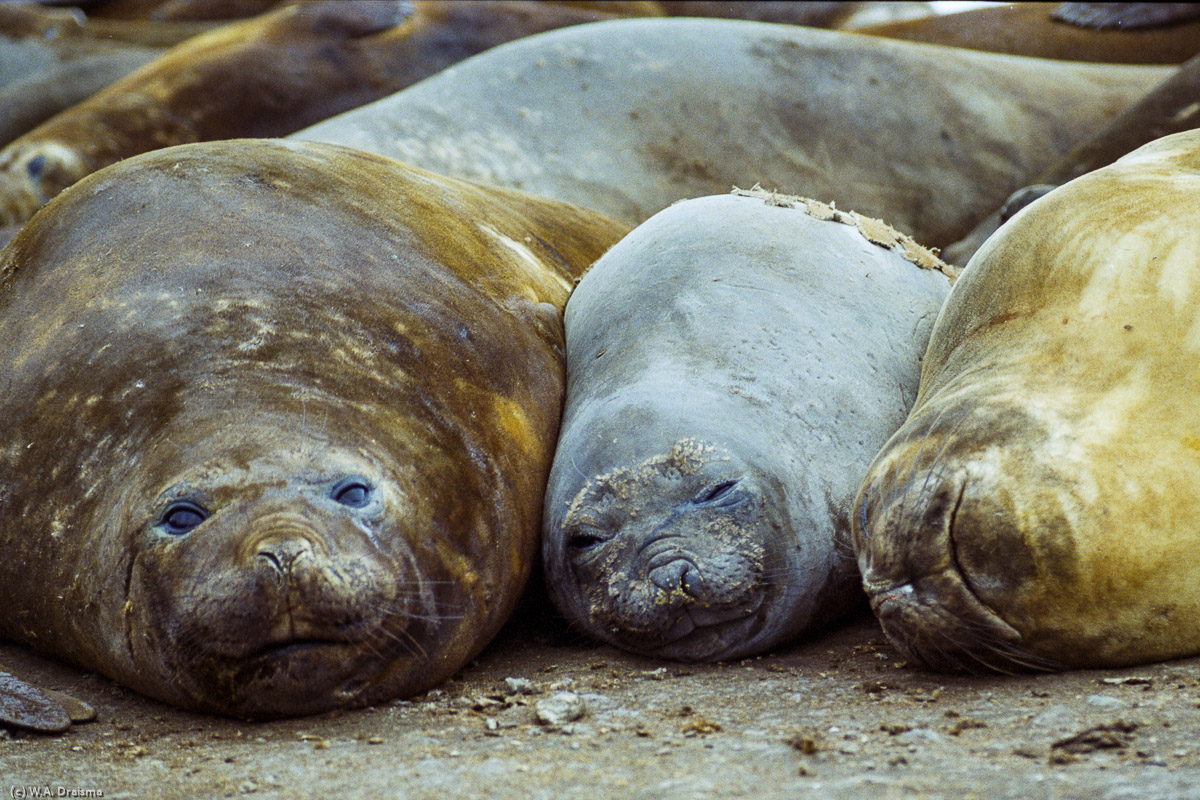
855,442,1051,673
243,513,331,575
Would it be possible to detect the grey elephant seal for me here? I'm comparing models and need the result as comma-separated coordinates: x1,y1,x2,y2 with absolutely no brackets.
0,138,629,718
853,129,1200,671
297,17,1168,249
542,190,955,661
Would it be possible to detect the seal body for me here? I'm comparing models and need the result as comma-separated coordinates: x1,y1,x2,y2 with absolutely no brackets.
861,2,1200,64
297,17,1168,249
0,0,638,224
543,191,954,661
0,138,629,718
853,129,1200,671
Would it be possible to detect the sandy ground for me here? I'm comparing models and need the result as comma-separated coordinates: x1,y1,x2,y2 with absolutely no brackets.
5,592,1200,800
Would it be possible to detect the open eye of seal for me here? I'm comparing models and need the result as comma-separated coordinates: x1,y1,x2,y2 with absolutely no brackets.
159,501,208,535
26,155,46,179
331,477,373,508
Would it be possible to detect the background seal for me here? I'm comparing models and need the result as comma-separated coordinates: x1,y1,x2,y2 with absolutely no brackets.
297,16,1169,251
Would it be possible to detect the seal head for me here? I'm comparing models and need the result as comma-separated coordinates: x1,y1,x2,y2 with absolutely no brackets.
0,138,627,717
544,192,953,662
854,130,1200,670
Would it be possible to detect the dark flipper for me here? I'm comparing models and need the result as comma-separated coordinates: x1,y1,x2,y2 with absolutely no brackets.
1053,3,1200,30
0,669,72,734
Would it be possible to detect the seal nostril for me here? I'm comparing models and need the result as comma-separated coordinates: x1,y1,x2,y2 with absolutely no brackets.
254,539,313,576
649,560,689,593
257,549,285,575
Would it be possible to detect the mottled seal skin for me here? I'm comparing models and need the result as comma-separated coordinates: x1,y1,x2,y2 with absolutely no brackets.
853,129,1200,671
0,0,638,225
542,191,955,661
0,138,629,718
297,17,1168,250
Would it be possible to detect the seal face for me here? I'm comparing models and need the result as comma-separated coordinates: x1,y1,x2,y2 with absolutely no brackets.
853,130,1200,671
0,138,628,717
543,191,954,661
558,439,778,658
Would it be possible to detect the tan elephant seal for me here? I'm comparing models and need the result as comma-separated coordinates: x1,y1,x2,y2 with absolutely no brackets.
852,129,1200,671
543,190,955,661
0,138,629,718
297,17,1169,250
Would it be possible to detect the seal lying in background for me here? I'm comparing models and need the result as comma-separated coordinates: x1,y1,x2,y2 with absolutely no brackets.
860,2,1200,64
0,138,628,718
853,129,1200,671
542,190,955,661
297,17,1169,250
0,0,647,225
943,52,1200,265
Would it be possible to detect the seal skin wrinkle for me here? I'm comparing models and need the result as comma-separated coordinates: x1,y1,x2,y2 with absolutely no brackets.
542,191,954,662
852,129,1200,672
0,138,629,718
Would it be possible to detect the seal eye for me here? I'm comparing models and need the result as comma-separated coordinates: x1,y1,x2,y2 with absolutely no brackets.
693,480,742,508
567,529,606,552
26,155,46,179
160,501,207,535
332,478,372,508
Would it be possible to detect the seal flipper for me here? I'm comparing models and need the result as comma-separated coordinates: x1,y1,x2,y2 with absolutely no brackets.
0,668,71,733
1052,3,1200,30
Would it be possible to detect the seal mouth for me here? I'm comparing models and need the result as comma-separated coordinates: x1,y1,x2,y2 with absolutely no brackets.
248,638,348,660
634,595,770,662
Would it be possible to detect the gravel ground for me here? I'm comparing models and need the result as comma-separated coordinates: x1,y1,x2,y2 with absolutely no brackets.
5,592,1200,800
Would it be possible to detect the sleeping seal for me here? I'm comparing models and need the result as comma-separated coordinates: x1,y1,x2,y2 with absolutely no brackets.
542,190,955,661
0,138,628,718
297,16,1169,249
853,129,1200,671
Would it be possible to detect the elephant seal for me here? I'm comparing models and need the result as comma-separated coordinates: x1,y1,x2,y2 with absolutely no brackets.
297,17,1169,250
0,0,641,225
0,138,629,718
542,190,955,661
861,2,1200,64
853,129,1200,671
943,52,1200,265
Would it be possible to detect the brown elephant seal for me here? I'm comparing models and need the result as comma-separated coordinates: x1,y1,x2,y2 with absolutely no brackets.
852,129,1200,671
542,190,955,661
0,0,641,225
861,2,1200,64
298,17,1168,250
0,138,629,718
